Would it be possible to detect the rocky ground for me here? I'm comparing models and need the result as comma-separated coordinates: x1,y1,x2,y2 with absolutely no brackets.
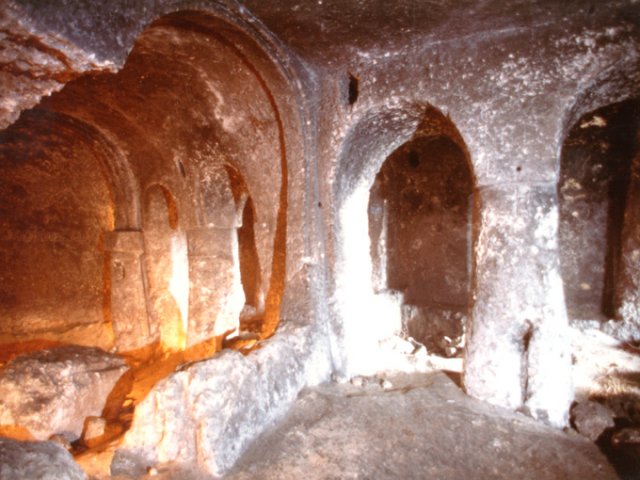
134,371,615,480
1,326,639,479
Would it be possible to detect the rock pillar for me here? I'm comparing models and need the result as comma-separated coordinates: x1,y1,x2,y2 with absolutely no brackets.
104,230,150,351
187,226,244,346
464,183,573,428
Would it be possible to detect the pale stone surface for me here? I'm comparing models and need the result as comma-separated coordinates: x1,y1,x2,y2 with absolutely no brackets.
111,323,332,478
0,346,128,441
0,437,86,480
0,4,116,129
464,184,573,428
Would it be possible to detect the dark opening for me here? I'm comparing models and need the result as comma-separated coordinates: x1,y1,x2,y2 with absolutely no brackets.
558,99,639,320
238,196,261,310
348,73,359,105
368,135,473,356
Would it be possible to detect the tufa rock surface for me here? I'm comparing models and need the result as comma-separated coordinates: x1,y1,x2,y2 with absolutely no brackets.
0,345,128,441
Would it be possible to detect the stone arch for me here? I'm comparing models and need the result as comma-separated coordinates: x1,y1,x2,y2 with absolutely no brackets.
223,164,264,321
560,58,640,150
124,9,305,340
332,103,476,376
29,6,311,348
369,135,474,356
0,2,313,358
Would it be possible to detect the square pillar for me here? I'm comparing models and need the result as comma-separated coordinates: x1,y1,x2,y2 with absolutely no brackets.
464,183,573,427
187,227,244,346
104,230,151,351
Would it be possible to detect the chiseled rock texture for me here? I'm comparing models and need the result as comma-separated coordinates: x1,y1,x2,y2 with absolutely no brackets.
0,345,128,441
112,323,332,478
0,437,86,480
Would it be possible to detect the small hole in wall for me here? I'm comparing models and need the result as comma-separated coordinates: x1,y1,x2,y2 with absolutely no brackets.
177,160,186,177
516,165,522,172
318,201,323,208
407,150,420,168
348,73,359,105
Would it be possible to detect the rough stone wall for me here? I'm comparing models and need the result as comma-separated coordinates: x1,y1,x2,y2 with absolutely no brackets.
296,1,640,425
0,1,640,470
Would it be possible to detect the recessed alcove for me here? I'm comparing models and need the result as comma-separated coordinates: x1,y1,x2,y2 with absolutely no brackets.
0,110,116,349
333,104,475,375
368,135,473,356
0,7,310,471
558,99,640,322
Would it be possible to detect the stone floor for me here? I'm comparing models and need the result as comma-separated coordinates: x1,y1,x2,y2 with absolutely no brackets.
228,372,617,480
138,371,618,479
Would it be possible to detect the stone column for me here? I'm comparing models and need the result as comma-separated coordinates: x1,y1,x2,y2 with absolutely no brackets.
187,226,244,346
104,230,151,351
464,183,573,428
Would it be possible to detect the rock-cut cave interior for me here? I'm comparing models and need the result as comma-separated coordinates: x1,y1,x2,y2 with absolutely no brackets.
1,1,640,479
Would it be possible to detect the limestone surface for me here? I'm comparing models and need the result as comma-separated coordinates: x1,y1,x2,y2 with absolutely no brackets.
0,437,86,480
0,346,128,441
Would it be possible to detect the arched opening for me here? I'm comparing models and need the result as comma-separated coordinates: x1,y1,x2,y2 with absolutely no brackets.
558,99,640,323
368,136,473,356
0,109,117,350
0,6,311,470
333,105,475,376
142,185,188,352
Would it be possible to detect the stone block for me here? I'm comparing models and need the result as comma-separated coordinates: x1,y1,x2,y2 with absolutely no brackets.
0,346,128,441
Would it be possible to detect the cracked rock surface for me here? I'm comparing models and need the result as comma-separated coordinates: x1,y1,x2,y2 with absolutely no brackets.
0,346,128,441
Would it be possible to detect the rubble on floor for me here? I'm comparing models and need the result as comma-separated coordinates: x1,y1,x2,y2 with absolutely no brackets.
571,400,615,442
